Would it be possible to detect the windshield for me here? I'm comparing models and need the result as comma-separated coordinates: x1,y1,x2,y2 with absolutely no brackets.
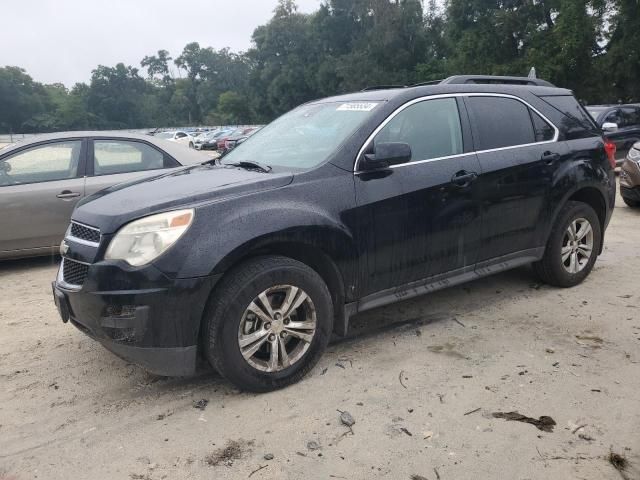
220,101,380,169
155,132,173,139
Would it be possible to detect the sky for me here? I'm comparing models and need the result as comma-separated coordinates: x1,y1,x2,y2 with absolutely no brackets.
1,0,322,86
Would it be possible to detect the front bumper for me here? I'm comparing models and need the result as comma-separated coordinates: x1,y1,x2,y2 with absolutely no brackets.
53,260,220,376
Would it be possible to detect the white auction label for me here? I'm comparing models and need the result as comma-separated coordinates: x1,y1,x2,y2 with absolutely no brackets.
336,102,379,112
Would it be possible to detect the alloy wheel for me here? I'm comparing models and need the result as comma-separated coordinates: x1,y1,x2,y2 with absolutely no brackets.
561,218,594,274
237,285,317,372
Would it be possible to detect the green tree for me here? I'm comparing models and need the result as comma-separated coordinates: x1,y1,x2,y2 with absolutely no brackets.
87,63,150,129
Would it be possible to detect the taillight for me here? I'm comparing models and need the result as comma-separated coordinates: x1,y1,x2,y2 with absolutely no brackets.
604,140,616,168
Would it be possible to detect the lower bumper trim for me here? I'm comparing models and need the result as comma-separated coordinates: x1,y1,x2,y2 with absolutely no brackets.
100,342,197,376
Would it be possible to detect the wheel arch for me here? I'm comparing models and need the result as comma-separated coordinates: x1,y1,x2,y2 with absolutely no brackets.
548,185,608,255
201,231,357,340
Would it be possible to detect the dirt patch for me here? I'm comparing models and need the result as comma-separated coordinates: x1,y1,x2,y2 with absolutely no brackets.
204,439,254,467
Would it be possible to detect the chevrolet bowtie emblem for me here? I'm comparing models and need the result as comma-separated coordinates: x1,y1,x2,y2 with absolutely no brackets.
60,240,69,256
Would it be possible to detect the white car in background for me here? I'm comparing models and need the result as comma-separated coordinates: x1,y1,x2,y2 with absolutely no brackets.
154,131,195,148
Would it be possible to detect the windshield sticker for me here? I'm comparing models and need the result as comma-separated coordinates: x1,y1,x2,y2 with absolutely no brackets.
337,102,379,112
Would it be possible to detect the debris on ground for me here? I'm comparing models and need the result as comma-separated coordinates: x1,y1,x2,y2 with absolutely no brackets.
400,427,413,436
464,407,481,416
263,453,274,460
338,410,355,429
410,475,428,480
399,370,408,388
608,451,628,472
578,433,594,441
307,440,321,451
248,464,268,478
492,411,556,432
193,399,208,410
205,439,253,467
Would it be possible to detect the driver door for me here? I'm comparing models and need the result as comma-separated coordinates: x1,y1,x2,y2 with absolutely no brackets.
0,139,86,255
353,97,482,298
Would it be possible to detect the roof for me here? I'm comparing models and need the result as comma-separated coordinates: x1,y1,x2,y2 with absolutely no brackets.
310,82,572,105
0,131,209,165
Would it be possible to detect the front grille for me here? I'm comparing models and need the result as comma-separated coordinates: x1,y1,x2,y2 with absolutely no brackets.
62,259,89,286
70,222,101,243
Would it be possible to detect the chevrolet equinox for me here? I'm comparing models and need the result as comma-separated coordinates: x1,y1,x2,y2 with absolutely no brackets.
52,76,617,392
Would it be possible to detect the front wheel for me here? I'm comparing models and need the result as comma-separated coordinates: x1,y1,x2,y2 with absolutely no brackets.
533,201,602,287
203,256,333,392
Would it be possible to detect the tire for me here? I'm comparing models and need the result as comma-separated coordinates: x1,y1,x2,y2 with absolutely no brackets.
203,256,333,392
533,201,602,288
623,196,639,208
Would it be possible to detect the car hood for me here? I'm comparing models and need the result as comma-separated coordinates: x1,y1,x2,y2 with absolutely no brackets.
72,165,293,234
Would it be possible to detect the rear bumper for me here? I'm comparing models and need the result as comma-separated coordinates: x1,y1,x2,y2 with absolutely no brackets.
53,261,220,376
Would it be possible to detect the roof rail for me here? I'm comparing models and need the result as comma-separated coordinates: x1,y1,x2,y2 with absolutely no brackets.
360,85,406,91
440,75,554,87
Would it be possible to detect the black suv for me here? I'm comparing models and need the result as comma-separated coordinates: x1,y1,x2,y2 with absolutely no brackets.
53,76,616,392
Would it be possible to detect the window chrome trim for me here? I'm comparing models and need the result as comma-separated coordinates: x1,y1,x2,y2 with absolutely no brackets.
353,92,560,173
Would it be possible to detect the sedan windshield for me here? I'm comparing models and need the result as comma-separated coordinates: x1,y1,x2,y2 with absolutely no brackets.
220,101,380,169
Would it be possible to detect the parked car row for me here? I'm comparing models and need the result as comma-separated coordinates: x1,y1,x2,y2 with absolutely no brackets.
587,104,640,165
193,126,261,154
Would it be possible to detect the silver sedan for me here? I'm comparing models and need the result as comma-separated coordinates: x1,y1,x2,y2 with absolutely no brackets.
0,131,208,260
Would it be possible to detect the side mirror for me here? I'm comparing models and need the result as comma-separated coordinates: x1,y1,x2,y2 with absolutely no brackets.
602,122,618,132
361,142,412,171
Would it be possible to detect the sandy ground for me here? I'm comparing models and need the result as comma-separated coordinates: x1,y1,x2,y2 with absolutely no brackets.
1,191,639,480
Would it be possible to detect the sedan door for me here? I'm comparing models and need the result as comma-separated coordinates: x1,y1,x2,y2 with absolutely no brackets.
84,138,179,198
353,97,482,300
0,139,86,255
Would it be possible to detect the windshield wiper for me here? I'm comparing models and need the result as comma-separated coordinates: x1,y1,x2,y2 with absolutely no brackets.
224,160,272,173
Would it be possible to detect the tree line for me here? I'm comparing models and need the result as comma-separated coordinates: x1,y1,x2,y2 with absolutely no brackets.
1,0,638,134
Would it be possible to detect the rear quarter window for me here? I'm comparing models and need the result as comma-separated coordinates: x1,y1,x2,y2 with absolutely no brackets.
539,95,600,139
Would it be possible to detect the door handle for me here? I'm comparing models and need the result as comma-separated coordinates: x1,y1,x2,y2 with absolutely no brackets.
56,190,81,199
541,151,561,164
451,170,478,187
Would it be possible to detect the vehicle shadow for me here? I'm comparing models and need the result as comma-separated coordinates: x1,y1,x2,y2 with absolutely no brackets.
0,254,60,275
147,264,541,394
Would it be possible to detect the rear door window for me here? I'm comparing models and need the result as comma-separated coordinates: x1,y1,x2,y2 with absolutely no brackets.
92,140,166,176
465,96,536,150
530,110,556,142
374,97,463,162
0,141,82,186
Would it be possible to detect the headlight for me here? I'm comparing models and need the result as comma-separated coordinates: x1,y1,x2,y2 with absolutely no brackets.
628,148,640,162
105,209,194,266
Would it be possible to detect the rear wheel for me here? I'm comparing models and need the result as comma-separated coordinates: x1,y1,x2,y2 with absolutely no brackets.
623,196,639,208
203,256,333,392
534,201,602,287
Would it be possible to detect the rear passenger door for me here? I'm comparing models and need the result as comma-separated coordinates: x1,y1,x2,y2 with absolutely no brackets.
84,139,179,197
464,95,568,264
